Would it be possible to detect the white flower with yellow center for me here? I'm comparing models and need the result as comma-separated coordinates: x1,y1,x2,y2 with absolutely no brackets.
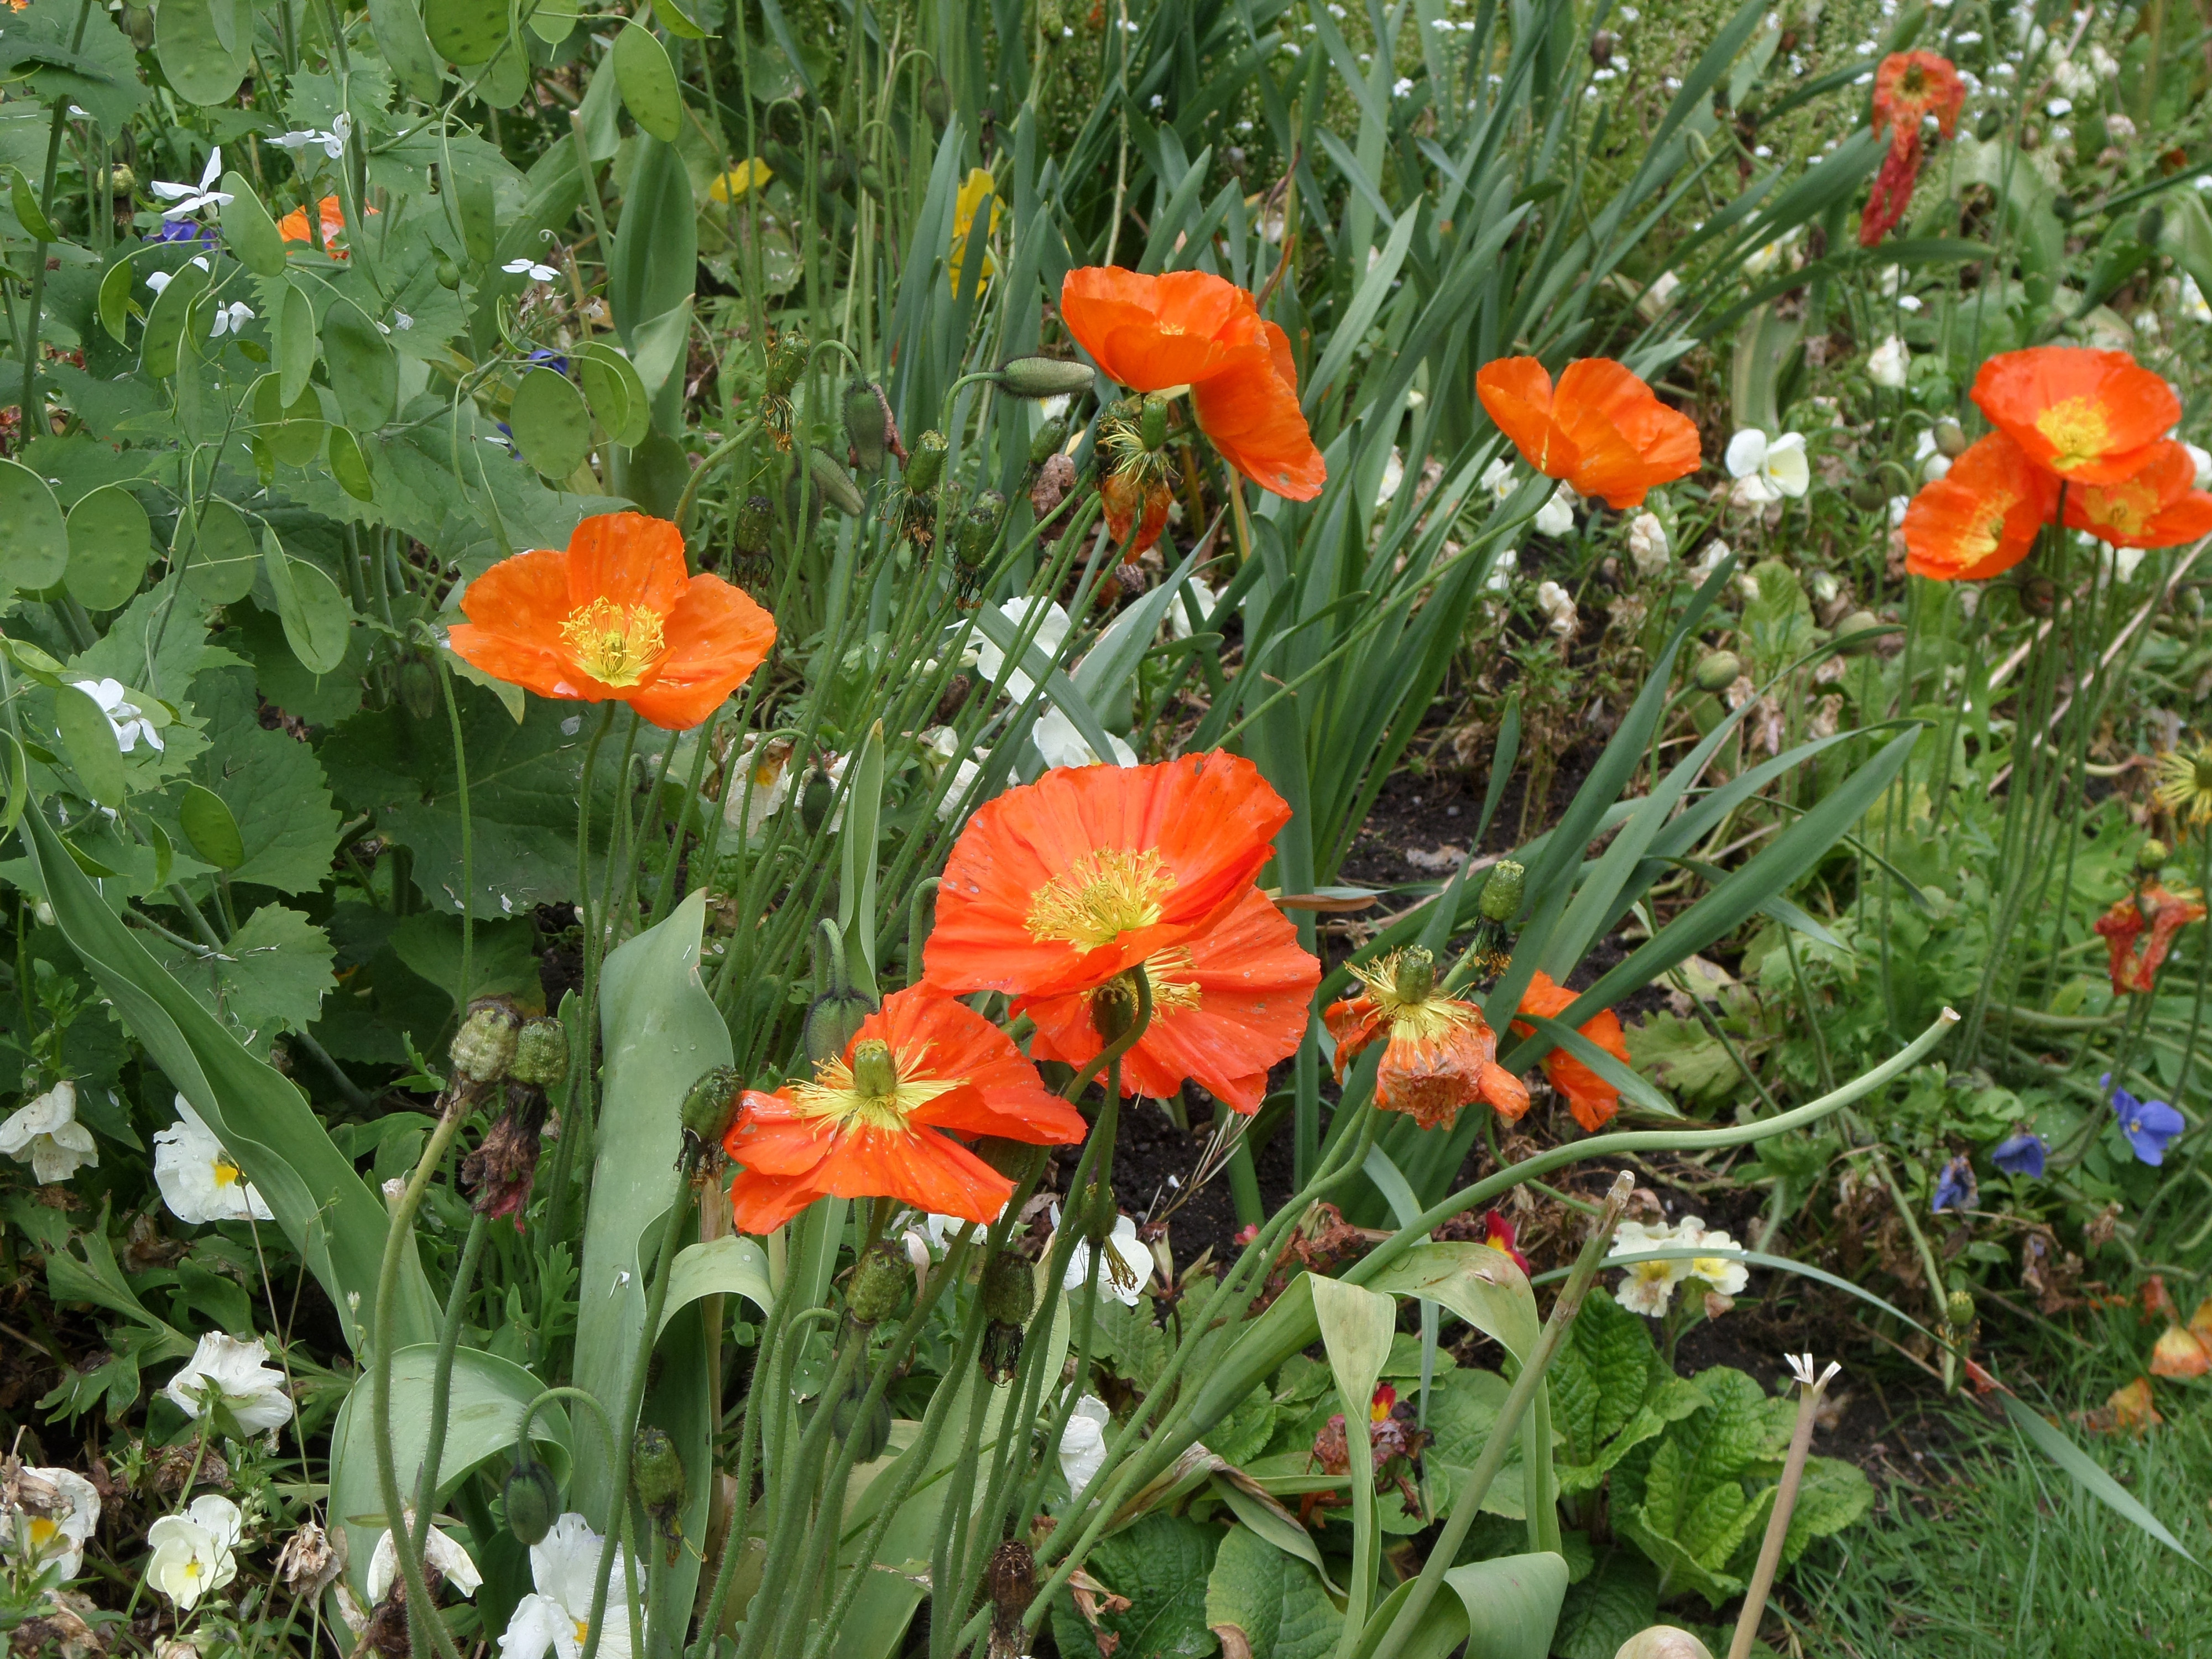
367,1509,482,1603
161,1332,294,1434
1479,457,1518,507
499,1514,642,1659
6,1465,100,1587
146,1495,242,1610
1676,1216,1750,1296
1724,429,1809,505
0,1079,98,1183
1609,1219,1693,1317
154,1096,274,1224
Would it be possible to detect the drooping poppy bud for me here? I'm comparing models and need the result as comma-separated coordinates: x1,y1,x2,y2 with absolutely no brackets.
843,379,898,473
905,429,948,491
680,1065,743,1162
1030,416,1069,466
996,356,1095,398
504,1455,560,1546
807,447,867,516
1693,650,1741,692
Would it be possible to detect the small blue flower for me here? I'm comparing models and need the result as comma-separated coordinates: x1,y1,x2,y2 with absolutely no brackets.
1991,1130,2047,1179
150,219,215,246
525,348,571,377
2106,1074,2185,1166
1931,1155,1978,1214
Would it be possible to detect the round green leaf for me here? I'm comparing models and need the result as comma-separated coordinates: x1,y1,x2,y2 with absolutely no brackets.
140,263,211,379
220,174,288,278
0,460,69,594
98,257,136,346
251,373,326,467
613,22,684,143
367,0,447,103
525,6,576,44
179,782,246,869
655,0,708,40
576,342,650,447
508,367,592,479
322,299,398,429
261,528,353,676
425,0,512,65
156,0,253,106
174,498,259,605
55,685,127,809
64,484,154,611
276,280,318,404
329,427,377,502
473,39,530,108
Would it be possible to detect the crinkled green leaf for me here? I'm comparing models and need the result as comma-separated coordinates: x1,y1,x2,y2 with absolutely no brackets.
155,903,336,1037
1782,1455,1872,1563
196,669,343,894
1204,1524,1340,1659
1550,1550,1660,1659
1051,1512,1220,1659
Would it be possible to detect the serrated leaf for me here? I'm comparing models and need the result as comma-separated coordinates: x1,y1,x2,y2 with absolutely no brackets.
1051,1512,1220,1659
3,0,150,130
195,904,337,1035
1781,1455,1872,1563
388,912,543,1011
1418,1368,1528,1520
0,458,70,593
196,669,343,893
1623,1011,1744,1109
1204,1525,1340,1659
64,483,154,610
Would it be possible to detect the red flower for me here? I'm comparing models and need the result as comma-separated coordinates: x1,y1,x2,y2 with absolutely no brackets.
2063,440,2212,549
1871,52,1965,152
1901,431,2060,581
1510,970,1632,1133
2095,885,2206,995
1323,948,1527,1131
722,987,1087,1231
1022,886,1319,1114
1858,133,1924,248
1972,347,2181,486
1484,1211,1530,1275
1474,357,1700,509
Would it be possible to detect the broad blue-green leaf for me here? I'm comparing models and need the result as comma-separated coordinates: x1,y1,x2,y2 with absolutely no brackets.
1446,1552,1569,1659
0,458,69,593
65,483,154,610
276,279,317,404
220,174,286,278
175,499,259,606
155,0,251,106
260,528,353,676
612,21,684,142
54,683,126,807
324,298,398,429
425,0,511,64
508,367,592,479
252,373,327,468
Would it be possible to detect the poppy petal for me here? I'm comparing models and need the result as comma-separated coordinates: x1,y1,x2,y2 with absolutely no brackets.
624,573,778,729
563,512,691,614
1190,347,1327,501
1476,357,1578,479
1971,347,2180,484
1060,268,1265,391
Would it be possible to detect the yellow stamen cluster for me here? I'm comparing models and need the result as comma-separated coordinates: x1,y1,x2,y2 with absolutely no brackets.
1027,848,1176,950
561,598,666,687
2034,398,2112,472
791,1037,957,1134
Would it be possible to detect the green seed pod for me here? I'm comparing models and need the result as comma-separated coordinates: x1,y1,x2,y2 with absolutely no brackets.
1029,416,1068,467
1834,610,1882,655
980,1250,1035,1326
906,430,948,492
1933,418,1969,458
2140,838,2171,873
957,490,1007,569
1479,859,1526,924
399,657,439,721
804,988,877,1068
435,253,462,290
451,1000,523,1086
807,448,867,517
1390,947,1436,1005
680,1065,743,1146
844,379,890,474
995,356,1096,399
630,1426,685,1514
503,1457,560,1547
766,335,809,398
1945,1287,1975,1331
509,1018,570,1092
736,493,775,556
921,76,951,127
858,163,885,199
1692,650,1742,692
1089,970,1142,1043
831,1383,893,1463
848,1239,909,1325
1139,393,1170,452
1080,1180,1116,1247
1976,108,2004,142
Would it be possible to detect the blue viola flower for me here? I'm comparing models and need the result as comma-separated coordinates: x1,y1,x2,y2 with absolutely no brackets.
2106,1075,2185,1166
525,348,571,377
1991,1130,2047,1178
1931,1155,1978,1214
150,219,215,246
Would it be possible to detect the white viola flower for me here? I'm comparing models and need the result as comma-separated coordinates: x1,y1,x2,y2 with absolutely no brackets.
1063,1211,1153,1306
1479,456,1517,507
1626,512,1670,578
1741,228,1797,279
150,149,233,220
1888,494,1910,528
1688,539,1733,585
6,1464,101,1587
1644,270,1681,310
1165,576,1219,641
503,258,561,283
155,1096,274,1224
1058,1395,1112,1495
2183,275,2212,325
1030,706,1136,771
146,1495,242,1610
721,736,794,839
1534,579,1577,639
500,1514,642,1659
1485,545,1519,593
1677,1217,1750,1296
1912,429,1952,482
973,597,1073,700
368,1510,482,1603
208,301,253,339
1375,446,1405,508
1867,335,1910,389
1533,484,1578,537
162,1332,295,1433
0,1079,98,1183
1724,429,1809,504
69,677,164,754
2185,441,2212,491
1874,264,1922,312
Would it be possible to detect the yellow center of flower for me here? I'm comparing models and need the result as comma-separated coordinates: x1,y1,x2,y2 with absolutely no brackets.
2034,398,2111,472
791,1038,958,1134
1026,848,1176,950
1347,951,1480,1043
561,598,666,687
2085,477,2157,535
213,1156,242,1189
29,1517,58,1550
1627,1258,1676,1286
573,1621,591,1648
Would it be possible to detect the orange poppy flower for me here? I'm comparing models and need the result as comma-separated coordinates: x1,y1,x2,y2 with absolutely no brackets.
1021,885,1319,1114
1060,267,1326,500
1323,948,1527,1131
1871,52,1964,152
1509,970,1632,1133
446,512,777,731
278,195,370,256
2063,440,2212,549
1971,347,2180,486
1474,357,1700,509
722,986,1088,1231
2094,885,2206,995
1901,431,2060,581
924,753,1291,1000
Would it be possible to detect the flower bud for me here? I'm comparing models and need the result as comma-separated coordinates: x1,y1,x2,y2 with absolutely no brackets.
451,1000,523,1086
905,429,947,491
1807,570,1840,606
844,379,891,474
504,1457,560,1546
849,1240,909,1324
2021,575,2058,616
1090,970,1142,1043
735,493,775,556
1614,1629,1714,1659
1479,859,1525,923
997,356,1095,398
109,164,136,194
1692,650,1741,692
2138,838,2170,873
956,489,1006,570
1933,418,1969,458
1139,393,1170,452
980,1249,1035,1326
920,76,951,126
1945,1287,1976,1330
831,1381,893,1462
1029,417,1069,467
630,1426,685,1515
1079,1181,1116,1247
805,988,877,1068
399,657,438,721
807,448,866,516
1834,611,1882,655
509,1018,569,1091
680,1065,742,1145
765,335,808,398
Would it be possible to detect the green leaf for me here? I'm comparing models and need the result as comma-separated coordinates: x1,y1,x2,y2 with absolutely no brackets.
64,483,154,611
576,342,650,447
1445,1553,1569,1659
1781,1456,1872,1564
1547,1288,1666,1474
0,458,71,593
1420,1368,1527,1520
252,372,327,468
425,0,513,65
613,20,685,143
388,912,542,1010
1623,1013,1744,1110
1313,1276,1397,1419
1051,1512,1222,1659
324,298,399,430
1999,1393,2198,1565
508,366,593,479
328,426,377,502
367,0,447,102
1549,1550,1659,1659
54,682,127,807
1,0,149,131
656,1235,774,1337
179,782,245,869
97,257,135,346
1359,1240,1540,1363
220,175,286,279
174,498,259,606
1205,1524,1341,1659
160,903,336,1036
196,668,344,893
154,0,252,106
259,528,353,676
8,164,58,242
276,279,317,404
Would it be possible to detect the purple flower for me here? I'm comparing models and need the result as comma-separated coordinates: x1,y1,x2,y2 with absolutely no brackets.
150,219,215,245
2106,1076,2185,1166
1931,1155,1978,1214
1991,1130,2046,1178
525,348,571,377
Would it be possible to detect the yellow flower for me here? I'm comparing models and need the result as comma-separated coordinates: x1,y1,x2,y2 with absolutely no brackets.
948,168,1001,295
709,158,774,204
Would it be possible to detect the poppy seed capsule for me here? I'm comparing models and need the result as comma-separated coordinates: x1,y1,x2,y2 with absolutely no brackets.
1139,393,1170,451
680,1065,743,1144
736,493,775,555
1933,418,1969,458
766,336,808,398
1029,417,1068,467
1834,611,1882,655
906,429,947,491
1692,650,1741,692
2140,838,2171,873
995,356,1095,399
1479,859,1526,923
509,1018,569,1092
847,1239,908,1324
957,491,1006,568
1945,1287,1975,1329
1391,947,1436,1004
980,1250,1035,1325
451,1001,523,1085
503,1457,560,1546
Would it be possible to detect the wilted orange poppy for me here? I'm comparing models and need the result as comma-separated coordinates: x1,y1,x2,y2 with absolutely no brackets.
1474,357,1700,509
1323,948,1527,1131
2150,1324,2211,1380
1858,134,1924,248
1901,431,2060,581
722,986,1087,1231
1509,969,1632,1133
924,752,1291,1000
447,512,777,731
2106,1376,2163,1433
1100,471,1173,554
1971,347,2180,485
2095,884,2206,995
1871,52,1964,152
1060,267,1326,500
278,195,369,255
1022,885,1319,1114
2063,440,2212,548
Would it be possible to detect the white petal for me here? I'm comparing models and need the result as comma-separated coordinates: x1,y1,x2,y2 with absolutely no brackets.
1723,429,1770,479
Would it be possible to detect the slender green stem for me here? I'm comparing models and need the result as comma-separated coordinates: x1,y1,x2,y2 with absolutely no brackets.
412,1212,492,1568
